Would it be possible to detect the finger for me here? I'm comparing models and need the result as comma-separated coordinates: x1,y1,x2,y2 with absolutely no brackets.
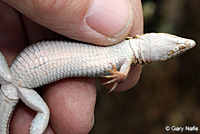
0,2,27,63
3,0,134,45
21,15,64,44
43,78,96,134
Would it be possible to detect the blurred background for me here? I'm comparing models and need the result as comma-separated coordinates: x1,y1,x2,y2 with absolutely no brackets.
90,0,200,134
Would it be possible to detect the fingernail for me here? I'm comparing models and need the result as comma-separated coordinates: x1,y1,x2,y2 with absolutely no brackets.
86,0,132,37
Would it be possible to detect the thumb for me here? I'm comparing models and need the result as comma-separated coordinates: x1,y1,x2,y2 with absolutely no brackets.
3,0,134,45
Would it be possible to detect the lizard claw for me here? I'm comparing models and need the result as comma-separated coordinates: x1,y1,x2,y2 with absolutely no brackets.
102,63,127,92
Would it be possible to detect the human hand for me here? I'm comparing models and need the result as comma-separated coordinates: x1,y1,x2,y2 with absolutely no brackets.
1,0,143,133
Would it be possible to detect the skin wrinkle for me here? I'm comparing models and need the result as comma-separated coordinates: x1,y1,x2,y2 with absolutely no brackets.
32,0,92,39
87,81,96,96
32,0,59,15
31,1,66,28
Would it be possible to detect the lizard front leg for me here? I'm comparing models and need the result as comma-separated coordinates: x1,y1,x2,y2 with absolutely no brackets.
102,59,132,92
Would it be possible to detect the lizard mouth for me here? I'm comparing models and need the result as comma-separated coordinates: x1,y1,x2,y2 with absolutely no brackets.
167,39,196,57
186,39,196,48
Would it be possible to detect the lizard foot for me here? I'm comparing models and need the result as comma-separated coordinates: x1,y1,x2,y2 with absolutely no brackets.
102,63,126,92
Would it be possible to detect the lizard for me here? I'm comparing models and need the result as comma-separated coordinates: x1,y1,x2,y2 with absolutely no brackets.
0,33,196,134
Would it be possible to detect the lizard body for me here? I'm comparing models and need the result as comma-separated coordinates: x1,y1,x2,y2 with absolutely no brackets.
0,33,196,134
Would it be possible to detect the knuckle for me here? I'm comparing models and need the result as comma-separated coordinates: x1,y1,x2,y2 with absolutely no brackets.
32,0,59,15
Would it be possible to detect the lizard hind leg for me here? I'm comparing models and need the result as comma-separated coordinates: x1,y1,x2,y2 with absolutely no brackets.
18,87,50,134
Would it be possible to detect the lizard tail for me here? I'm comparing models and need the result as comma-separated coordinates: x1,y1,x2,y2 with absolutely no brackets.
0,52,19,134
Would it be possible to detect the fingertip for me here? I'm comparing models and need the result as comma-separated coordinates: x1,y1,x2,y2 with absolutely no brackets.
43,78,96,134
86,0,133,38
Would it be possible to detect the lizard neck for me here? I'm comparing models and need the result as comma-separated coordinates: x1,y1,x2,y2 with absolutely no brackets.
129,38,151,65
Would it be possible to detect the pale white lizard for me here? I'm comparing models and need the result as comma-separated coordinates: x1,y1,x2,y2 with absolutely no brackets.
0,33,196,134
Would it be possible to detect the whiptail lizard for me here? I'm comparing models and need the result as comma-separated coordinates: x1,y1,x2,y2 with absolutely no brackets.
0,33,196,134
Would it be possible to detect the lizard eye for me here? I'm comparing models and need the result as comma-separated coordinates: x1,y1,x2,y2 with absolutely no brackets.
172,46,179,52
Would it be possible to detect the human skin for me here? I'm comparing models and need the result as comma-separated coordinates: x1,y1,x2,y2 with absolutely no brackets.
0,0,143,133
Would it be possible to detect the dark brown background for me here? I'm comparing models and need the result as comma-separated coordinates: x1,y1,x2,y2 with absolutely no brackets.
90,0,200,133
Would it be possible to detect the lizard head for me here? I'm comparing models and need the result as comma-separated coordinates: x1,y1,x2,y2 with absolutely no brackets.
130,33,196,63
